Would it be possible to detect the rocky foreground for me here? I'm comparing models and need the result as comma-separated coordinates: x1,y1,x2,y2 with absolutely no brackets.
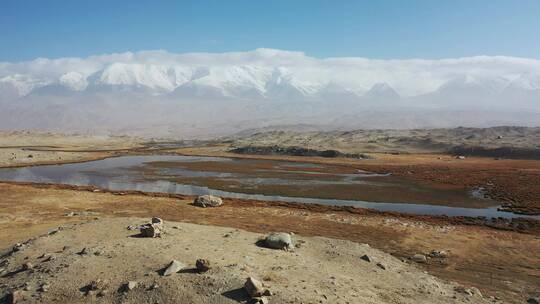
0,216,496,304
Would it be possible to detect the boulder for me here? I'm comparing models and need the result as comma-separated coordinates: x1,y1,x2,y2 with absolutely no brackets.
195,259,210,273
244,277,265,298
193,195,223,208
411,254,427,263
139,217,164,237
162,260,185,276
264,233,293,250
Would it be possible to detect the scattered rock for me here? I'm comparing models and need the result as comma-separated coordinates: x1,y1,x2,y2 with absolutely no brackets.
454,286,482,297
264,233,293,250
12,243,24,253
6,290,24,303
89,279,109,291
124,281,137,291
360,254,372,262
254,296,269,304
244,277,265,298
455,155,466,160
21,262,33,271
39,283,50,292
411,254,427,263
468,287,482,298
195,259,210,273
78,247,89,255
162,260,185,276
528,297,540,304
43,255,56,262
151,217,163,225
193,195,223,208
428,250,448,258
140,223,162,238
376,262,386,270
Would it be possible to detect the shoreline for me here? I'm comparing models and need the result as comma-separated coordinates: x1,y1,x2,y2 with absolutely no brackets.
2,180,538,235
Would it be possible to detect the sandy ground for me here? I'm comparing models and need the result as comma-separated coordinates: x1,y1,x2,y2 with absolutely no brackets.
0,131,539,303
0,131,143,168
0,217,494,304
0,183,538,303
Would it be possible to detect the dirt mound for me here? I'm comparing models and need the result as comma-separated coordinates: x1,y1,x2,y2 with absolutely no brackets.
0,218,491,304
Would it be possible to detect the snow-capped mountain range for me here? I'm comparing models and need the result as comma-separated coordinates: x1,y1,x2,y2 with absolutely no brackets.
0,49,539,136
1,48,540,102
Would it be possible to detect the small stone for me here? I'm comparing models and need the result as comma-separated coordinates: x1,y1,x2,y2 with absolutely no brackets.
12,243,24,252
39,283,50,292
254,296,269,304
376,262,386,270
125,281,137,291
195,259,210,273
6,290,24,303
162,260,185,276
151,217,163,225
528,297,540,304
244,277,265,298
78,247,89,255
94,250,104,256
22,262,33,271
428,250,448,258
89,279,109,291
411,254,427,263
360,255,372,262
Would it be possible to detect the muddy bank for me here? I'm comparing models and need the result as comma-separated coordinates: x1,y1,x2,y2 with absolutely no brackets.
174,146,540,215
0,183,538,303
2,181,538,234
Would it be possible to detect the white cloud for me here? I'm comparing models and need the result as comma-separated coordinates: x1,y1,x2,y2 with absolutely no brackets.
0,48,540,99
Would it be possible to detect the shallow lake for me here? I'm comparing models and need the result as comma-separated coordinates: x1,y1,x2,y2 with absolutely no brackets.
0,155,536,219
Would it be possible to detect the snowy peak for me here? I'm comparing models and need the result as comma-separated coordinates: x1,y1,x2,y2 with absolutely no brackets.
90,63,176,92
363,83,400,100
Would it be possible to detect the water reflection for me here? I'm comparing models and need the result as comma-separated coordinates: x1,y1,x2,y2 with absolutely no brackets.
0,155,537,219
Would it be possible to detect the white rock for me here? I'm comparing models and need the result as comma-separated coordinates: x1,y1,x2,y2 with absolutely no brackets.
162,260,185,276
193,195,223,207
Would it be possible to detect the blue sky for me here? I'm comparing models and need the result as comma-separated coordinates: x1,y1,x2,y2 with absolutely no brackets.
2,0,540,61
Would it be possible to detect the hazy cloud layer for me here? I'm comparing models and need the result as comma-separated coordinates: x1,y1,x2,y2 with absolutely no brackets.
1,49,539,136
1,48,540,98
